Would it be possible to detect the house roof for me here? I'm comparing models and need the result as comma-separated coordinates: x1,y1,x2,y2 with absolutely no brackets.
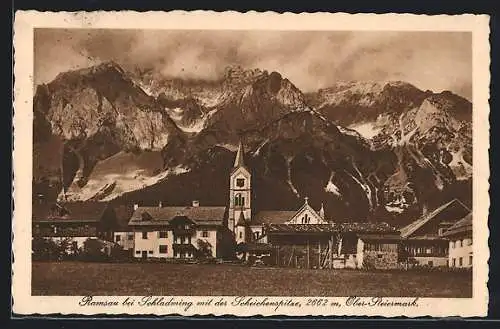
267,222,397,234
358,233,401,241
128,206,226,226
442,213,472,237
253,211,298,225
32,202,108,223
400,199,471,239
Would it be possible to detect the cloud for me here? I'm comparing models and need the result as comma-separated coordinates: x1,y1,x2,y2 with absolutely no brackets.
34,29,472,99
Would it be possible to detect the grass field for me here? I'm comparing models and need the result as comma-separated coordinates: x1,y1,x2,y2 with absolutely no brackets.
32,261,472,297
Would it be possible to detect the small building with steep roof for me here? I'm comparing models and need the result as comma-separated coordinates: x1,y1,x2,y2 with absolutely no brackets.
443,213,473,268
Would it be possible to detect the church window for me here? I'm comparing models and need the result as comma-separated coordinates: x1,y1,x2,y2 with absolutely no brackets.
239,231,243,239
301,214,310,224
469,255,473,265
202,230,209,237
234,194,245,207
236,178,245,187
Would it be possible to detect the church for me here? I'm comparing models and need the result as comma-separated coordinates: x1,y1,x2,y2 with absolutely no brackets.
127,141,402,269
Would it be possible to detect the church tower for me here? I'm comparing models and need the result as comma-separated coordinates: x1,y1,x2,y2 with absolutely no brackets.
228,140,252,234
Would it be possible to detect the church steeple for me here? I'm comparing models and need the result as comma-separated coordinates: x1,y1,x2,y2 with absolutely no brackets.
234,140,245,168
228,138,252,236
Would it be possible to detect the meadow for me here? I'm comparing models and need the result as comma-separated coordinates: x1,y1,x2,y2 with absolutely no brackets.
32,261,472,297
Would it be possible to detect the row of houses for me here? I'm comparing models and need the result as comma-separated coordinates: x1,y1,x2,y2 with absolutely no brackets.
32,141,473,270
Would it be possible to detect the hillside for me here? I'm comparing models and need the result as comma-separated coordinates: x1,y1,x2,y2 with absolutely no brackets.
33,63,472,223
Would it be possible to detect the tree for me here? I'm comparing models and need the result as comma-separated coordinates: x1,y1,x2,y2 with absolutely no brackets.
82,238,108,261
196,239,213,259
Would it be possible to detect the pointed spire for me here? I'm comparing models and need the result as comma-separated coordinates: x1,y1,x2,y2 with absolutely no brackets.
236,210,246,226
319,202,325,219
304,196,309,205
234,140,245,168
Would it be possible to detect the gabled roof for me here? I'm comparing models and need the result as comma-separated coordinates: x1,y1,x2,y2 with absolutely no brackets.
129,206,226,226
285,198,326,224
32,202,108,223
400,199,471,239
442,213,472,237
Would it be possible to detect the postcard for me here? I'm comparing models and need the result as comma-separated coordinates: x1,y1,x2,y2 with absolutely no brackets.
12,10,490,317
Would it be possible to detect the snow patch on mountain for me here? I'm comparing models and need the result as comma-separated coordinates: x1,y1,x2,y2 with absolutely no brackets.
348,122,382,139
324,172,341,196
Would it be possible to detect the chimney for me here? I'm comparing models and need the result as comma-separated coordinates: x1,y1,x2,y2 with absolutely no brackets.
158,201,163,208
134,204,139,211
192,200,200,207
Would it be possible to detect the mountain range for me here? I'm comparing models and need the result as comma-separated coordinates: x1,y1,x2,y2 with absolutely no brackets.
33,61,472,225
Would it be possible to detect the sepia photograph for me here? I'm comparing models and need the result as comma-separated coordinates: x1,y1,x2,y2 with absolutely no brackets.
13,11,490,317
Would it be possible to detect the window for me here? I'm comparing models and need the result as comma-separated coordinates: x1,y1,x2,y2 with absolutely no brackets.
254,232,260,240
185,225,190,230
457,239,462,248
135,250,141,255
159,245,168,254
236,178,245,187
202,231,209,238
159,231,168,239
469,255,473,265
301,214,310,224
459,257,463,267
148,250,153,254
128,234,134,241
451,241,455,249
187,251,192,258
377,254,383,259
181,236,186,244
115,235,121,242
239,231,243,239
142,232,148,239
234,193,245,207
452,258,456,267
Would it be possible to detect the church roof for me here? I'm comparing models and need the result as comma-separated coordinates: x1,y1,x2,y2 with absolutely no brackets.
234,140,245,168
129,206,226,226
253,211,298,225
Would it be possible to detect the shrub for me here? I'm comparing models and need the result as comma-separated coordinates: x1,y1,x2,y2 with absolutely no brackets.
81,238,109,261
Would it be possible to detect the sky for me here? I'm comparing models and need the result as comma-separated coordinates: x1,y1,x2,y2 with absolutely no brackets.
34,29,472,100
